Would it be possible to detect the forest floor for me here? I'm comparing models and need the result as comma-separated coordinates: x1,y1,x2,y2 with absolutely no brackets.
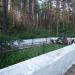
65,65,75,75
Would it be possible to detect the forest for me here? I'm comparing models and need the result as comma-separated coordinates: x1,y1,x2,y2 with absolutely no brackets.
0,0,75,40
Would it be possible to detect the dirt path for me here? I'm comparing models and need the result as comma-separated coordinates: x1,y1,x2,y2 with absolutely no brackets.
65,65,75,75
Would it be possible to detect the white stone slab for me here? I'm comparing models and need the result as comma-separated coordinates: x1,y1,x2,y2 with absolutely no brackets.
0,44,75,75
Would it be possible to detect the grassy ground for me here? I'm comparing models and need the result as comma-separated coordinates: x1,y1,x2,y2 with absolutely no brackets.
0,30,55,40
0,44,65,69
0,31,75,41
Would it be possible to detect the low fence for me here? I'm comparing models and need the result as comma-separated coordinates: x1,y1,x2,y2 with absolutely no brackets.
12,38,53,49
0,37,57,53
0,44,75,75
0,38,51,53
5,37,75,48
0,37,75,53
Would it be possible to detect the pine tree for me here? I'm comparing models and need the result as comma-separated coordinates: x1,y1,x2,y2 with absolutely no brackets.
56,0,60,35
3,0,8,34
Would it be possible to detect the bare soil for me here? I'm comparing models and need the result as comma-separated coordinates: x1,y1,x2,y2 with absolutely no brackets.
65,65,75,75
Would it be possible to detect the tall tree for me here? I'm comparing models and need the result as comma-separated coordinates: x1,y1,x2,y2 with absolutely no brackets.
56,0,60,35
49,0,53,33
32,0,35,29
61,0,64,31
3,0,8,34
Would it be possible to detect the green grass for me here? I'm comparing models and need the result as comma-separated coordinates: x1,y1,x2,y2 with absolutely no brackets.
0,31,54,40
0,44,65,69
0,30,75,41
0,27,59,40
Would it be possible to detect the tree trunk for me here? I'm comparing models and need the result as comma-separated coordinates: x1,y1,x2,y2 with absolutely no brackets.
3,0,8,34
56,0,60,35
